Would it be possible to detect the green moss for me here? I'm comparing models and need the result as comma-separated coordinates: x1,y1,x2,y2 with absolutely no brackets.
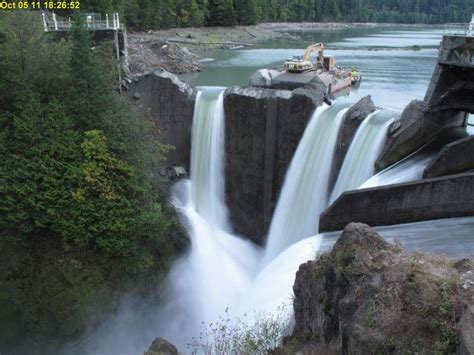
404,260,459,354
311,263,325,279
362,301,376,328
382,336,397,353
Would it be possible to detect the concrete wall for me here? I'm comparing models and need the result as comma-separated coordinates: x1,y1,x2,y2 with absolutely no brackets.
124,70,196,168
424,135,474,178
425,35,474,113
375,100,466,171
376,34,474,172
224,86,323,244
319,172,474,232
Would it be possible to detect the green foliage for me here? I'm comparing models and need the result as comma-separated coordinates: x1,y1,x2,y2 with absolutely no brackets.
361,301,376,328
77,0,474,29
0,12,186,350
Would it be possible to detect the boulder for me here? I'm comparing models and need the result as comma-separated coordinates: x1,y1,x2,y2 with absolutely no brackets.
375,100,466,172
123,70,197,169
224,85,325,244
144,337,178,355
329,95,376,189
248,69,280,87
284,223,472,355
423,135,474,178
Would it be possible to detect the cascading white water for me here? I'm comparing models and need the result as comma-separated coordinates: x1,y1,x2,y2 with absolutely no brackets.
329,111,394,203
263,103,348,264
360,146,434,189
361,118,474,189
155,88,261,349
77,92,474,355
190,88,229,228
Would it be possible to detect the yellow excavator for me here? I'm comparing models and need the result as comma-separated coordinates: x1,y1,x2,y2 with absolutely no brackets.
284,43,324,73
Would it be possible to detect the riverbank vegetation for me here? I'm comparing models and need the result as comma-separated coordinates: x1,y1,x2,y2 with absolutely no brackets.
0,12,186,352
81,0,474,29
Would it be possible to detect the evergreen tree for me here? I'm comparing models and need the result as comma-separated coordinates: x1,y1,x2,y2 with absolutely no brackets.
207,0,237,26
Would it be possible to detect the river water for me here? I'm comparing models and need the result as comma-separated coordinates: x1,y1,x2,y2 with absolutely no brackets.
75,27,474,355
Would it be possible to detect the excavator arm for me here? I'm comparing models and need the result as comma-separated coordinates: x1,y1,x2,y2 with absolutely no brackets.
302,43,324,65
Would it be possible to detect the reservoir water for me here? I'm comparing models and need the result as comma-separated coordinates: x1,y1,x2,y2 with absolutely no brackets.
184,27,442,111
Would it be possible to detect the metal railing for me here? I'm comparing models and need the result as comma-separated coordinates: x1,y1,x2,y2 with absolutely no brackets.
42,12,122,32
444,23,473,36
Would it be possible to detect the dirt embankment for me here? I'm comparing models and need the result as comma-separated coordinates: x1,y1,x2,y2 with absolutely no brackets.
126,25,285,76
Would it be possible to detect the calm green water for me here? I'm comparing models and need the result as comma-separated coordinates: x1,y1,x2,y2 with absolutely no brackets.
183,27,443,111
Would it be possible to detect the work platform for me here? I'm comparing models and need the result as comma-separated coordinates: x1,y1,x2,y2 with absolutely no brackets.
41,11,123,32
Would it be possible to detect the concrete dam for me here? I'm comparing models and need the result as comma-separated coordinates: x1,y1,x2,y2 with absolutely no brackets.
123,24,474,241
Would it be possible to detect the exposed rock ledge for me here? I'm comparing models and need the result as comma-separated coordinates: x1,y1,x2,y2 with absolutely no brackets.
279,223,473,355
144,337,178,355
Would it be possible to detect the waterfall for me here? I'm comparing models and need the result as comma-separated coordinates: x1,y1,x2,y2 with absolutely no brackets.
78,92,474,355
154,87,261,349
263,103,348,264
360,146,435,189
190,87,228,228
329,111,393,203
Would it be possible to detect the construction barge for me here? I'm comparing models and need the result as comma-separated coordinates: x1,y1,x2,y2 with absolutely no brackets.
249,43,361,95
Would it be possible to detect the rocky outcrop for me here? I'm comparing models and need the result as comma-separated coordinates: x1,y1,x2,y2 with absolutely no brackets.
329,96,376,189
224,85,325,243
144,337,178,355
375,100,466,172
283,223,472,355
320,171,474,232
456,259,474,355
123,70,197,168
423,135,474,179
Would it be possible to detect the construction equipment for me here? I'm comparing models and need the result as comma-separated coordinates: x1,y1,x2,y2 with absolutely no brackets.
284,43,324,73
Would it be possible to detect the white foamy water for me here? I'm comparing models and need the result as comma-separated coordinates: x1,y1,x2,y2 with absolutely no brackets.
263,103,348,264
190,88,229,228
156,88,262,347
360,145,435,189
330,111,393,203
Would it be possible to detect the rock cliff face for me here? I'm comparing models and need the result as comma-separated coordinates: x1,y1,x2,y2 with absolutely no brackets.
123,70,197,168
224,86,325,244
283,223,473,355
